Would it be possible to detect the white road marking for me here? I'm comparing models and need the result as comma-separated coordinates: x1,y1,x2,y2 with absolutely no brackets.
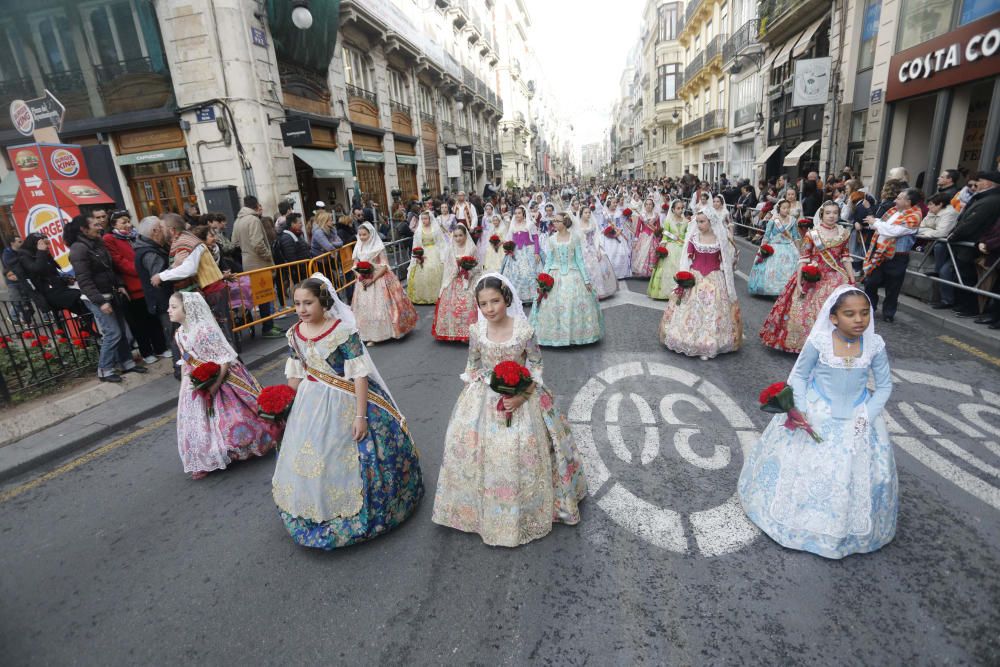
892,369,975,397
690,492,761,557
981,388,1000,406
917,403,984,438
568,377,604,422
959,404,1000,438
897,402,942,436
673,427,731,470
570,423,609,495
598,483,688,553
597,361,643,384
659,393,712,425
934,438,1000,479
604,393,632,464
895,436,1000,511
646,361,700,386
882,408,907,434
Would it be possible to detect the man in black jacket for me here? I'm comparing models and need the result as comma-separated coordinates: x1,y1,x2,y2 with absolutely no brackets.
68,214,148,383
134,216,180,376
277,213,311,284
943,171,1000,317
935,169,960,201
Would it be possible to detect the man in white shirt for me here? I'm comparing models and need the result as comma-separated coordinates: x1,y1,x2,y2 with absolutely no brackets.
453,191,478,230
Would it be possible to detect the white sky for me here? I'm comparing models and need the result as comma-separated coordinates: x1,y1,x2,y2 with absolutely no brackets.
527,0,646,148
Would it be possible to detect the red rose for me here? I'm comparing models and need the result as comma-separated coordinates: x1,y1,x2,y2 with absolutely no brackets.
355,261,374,276
257,384,296,421
590,205,595,211
57,337,69,344
661,203,669,211
622,208,633,218
30,340,40,348
801,265,822,283
43,352,54,360
22,331,34,340
80,331,91,338
190,361,221,391
489,234,501,247
0,341,6,349
797,218,812,227
759,244,775,256
411,247,424,257
502,240,516,255
458,255,478,271
603,226,617,238
38,335,49,344
655,246,669,258
73,340,86,349
54,328,65,335
759,381,787,405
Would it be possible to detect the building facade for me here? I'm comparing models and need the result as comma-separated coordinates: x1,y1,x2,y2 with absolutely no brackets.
641,0,685,179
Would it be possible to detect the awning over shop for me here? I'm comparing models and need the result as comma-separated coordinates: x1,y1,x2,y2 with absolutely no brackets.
792,17,827,58
116,147,188,166
771,39,796,68
396,155,419,165
783,139,819,167
292,147,353,178
52,179,115,206
355,150,385,163
754,144,781,166
0,173,18,206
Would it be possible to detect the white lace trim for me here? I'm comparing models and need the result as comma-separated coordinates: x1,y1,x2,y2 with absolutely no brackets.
813,332,885,369
285,357,305,379
690,239,721,253
343,355,375,380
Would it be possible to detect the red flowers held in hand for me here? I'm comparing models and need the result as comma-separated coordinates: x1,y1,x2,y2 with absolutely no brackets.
602,226,618,239
490,361,533,427
502,240,517,256
536,273,555,301
756,244,775,264
758,381,822,442
622,208,633,218
411,247,425,266
489,234,502,249
655,246,669,261
191,362,221,390
257,384,296,422
673,270,696,302
661,202,669,211
355,261,374,277
458,255,478,271
797,217,813,228
801,265,822,284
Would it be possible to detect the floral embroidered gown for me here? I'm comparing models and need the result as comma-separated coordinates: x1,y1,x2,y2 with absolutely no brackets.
431,317,587,547
406,229,444,305
747,216,802,296
659,239,742,359
175,317,279,475
500,229,542,303
530,234,604,346
433,248,482,342
631,213,660,277
478,216,509,272
759,226,852,353
601,220,632,279
647,215,688,300
578,223,619,299
273,320,424,549
739,333,896,559
352,249,419,342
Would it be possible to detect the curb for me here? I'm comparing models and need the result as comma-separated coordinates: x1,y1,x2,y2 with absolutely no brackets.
0,342,289,485
733,237,1000,355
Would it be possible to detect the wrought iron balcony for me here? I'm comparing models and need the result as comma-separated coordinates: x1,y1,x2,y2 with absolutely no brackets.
684,50,704,82
94,56,158,83
462,66,475,88
43,69,86,96
679,109,727,141
723,19,760,63
705,34,726,63
0,76,35,101
420,111,435,125
346,83,378,106
389,99,411,117
681,116,703,140
476,78,486,97
685,0,702,25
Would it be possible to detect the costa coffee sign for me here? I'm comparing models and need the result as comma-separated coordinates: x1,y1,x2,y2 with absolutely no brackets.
886,15,1000,102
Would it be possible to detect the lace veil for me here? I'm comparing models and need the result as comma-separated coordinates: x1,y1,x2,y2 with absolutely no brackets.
178,292,238,364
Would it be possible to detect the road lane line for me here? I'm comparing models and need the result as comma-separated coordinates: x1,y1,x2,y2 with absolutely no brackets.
937,335,1000,368
0,413,176,504
895,436,1000,511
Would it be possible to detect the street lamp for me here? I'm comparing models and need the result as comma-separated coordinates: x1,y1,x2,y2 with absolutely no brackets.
291,0,313,29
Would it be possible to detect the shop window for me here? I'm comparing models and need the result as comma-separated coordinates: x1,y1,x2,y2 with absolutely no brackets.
960,0,999,24
858,0,881,71
897,0,955,51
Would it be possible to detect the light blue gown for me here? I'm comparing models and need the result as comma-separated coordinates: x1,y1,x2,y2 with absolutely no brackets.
747,217,801,296
738,335,897,559
501,229,542,304
529,234,604,346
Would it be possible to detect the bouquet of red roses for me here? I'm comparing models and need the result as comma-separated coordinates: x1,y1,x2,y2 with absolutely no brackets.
458,255,478,272
502,240,517,256
489,234,502,250
755,244,775,264
661,202,669,211
191,361,221,417
603,226,619,240
536,273,555,301
801,264,822,287
471,227,483,243
655,246,669,262
490,360,533,427
257,384,296,423
622,208,633,218
411,247,425,266
355,261,374,278
797,217,813,229
759,381,822,443
673,270,696,302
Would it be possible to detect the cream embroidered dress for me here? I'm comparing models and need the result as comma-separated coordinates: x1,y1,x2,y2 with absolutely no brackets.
272,319,423,549
431,317,588,547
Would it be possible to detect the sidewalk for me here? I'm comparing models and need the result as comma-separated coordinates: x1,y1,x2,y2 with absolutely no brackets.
734,237,1000,355
0,331,290,483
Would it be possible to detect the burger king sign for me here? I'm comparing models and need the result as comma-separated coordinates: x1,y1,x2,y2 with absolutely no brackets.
9,99,34,137
24,204,73,269
49,148,80,178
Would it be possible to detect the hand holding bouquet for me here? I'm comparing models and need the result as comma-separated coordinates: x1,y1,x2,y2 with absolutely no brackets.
489,234,502,250
603,226,619,241
800,265,822,287
355,261,374,289
490,361,533,427
673,270,695,302
191,361,222,417
502,240,517,256
655,246,669,263
536,273,555,302
759,382,822,442
257,384,296,423
411,247,425,266
755,244,774,264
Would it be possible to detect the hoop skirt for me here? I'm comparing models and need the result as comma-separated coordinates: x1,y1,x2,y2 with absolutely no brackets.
406,237,444,304
759,228,852,353
747,219,801,296
739,340,897,559
432,266,481,342
274,322,423,549
530,235,604,346
580,227,618,299
352,250,419,342
631,216,659,277
500,230,542,303
431,318,587,547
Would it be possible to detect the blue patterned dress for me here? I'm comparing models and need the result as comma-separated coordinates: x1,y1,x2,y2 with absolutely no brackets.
530,234,604,346
747,217,802,296
273,320,423,550
501,229,542,304
738,335,897,559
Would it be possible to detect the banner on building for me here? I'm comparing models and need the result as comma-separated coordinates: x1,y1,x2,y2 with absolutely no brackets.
792,57,832,107
446,153,462,178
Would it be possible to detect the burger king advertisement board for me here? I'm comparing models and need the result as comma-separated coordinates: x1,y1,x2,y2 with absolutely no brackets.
6,142,114,270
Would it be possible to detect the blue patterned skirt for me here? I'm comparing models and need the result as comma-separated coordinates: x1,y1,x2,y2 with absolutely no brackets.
501,245,541,304
529,268,604,346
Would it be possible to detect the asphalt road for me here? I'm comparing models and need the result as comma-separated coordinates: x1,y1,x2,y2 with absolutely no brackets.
1,265,998,665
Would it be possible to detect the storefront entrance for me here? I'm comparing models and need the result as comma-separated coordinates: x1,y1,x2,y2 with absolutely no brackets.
127,159,195,218
356,163,387,214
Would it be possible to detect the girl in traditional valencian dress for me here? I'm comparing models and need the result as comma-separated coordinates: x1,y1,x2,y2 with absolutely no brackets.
760,203,855,353
576,207,618,299
168,292,279,479
631,198,660,277
432,273,587,547
273,275,423,550
350,222,419,344
659,210,742,360
530,213,604,346
739,287,897,559
747,199,802,296
406,211,446,305
601,206,632,279
433,224,482,342
477,203,508,272
500,206,542,304
648,199,689,300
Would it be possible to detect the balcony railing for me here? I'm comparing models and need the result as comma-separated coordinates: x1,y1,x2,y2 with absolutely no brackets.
462,66,475,88
476,78,486,96
389,99,411,116
681,116,703,140
685,0,702,25
734,102,756,127
346,83,378,106
43,69,86,97
420,111,435,125
684,50,704,82
94,56,157,83
0,76,36,101
679,109,727,141
441,120,455,134
723,18,760,62
705,34,726,62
